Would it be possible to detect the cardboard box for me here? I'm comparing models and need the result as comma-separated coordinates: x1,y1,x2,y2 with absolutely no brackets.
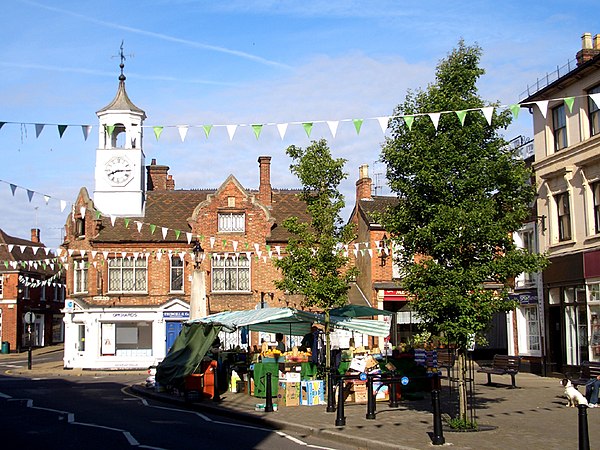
352,390,368,404
277,381,300,407
300,380,325,406
285,372,301,382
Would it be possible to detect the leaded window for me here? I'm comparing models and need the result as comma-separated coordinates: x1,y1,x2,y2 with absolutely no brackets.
211,255,250,292
108,257,147,293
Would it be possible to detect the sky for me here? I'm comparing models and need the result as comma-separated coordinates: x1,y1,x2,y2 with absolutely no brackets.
0,0,596,249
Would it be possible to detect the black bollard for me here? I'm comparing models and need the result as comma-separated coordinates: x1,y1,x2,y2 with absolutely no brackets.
431,389,445,445
389,375,399,408
265,372,274,412
335,377,346,426
578,404,590,450
366,374,376,419
212,362,221,402
327,368,336,412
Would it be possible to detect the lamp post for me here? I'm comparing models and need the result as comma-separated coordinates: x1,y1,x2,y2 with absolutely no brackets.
190,240,207,320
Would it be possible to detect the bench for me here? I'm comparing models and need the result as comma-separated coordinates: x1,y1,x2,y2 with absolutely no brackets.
477,354,521,388
567,361,600,388
436,349,456,380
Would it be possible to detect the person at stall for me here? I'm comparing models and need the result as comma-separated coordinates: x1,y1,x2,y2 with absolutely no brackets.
300,326,318,351
275,333,286,352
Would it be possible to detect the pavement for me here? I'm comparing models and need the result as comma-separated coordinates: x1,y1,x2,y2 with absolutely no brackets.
2,345,599,450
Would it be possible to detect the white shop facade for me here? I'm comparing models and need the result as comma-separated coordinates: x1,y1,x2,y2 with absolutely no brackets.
63,298,189,370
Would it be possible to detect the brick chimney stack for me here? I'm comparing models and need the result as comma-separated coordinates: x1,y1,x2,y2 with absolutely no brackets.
356,164,372,201
30,228,40,243
147,159,173,191
576,32,600,66
258,156,272,208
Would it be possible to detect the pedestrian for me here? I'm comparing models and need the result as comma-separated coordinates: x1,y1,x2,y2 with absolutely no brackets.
275,333,286,353
586,375,600,407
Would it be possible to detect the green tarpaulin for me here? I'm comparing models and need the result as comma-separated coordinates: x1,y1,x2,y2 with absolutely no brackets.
156,322,222,389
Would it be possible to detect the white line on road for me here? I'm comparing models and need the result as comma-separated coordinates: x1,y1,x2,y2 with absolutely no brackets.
0,391,12,399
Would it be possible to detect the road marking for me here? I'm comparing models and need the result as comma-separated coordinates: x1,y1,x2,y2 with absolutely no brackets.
122,387,337,450
0,391,12,399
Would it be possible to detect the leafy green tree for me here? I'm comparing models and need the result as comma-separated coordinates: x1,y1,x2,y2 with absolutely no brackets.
380,41,547,423
274,139,357,371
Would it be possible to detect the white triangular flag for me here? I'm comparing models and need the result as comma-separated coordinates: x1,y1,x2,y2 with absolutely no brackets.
156,251,162,261
177,126,189,142
91,251,97,259
44,195,50,204
226,124,237,140
80,206,86,217
162,227,168,239
376,116,390,133
60,200,67,212
535,100,549,119
210,236,216,249
110,215,117,226
276,123,288,140
186,232,192,244
590,93,600,110
481,107,494,125
428,113,441,130
327,121,339,138
81,125,92,141
136,221,143,233
102,251,109,259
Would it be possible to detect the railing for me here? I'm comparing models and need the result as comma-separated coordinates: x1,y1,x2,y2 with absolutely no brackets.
519,58,578,101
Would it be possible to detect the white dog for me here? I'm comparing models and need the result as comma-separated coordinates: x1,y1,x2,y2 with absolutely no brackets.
561,379,589,407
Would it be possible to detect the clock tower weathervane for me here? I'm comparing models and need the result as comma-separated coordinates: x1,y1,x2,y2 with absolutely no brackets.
93,42,147,217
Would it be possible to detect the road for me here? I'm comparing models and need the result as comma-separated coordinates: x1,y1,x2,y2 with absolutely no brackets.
0,374,347,450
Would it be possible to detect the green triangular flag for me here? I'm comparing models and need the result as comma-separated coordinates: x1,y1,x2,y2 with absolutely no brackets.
3,261,8,268
564,97,575,113
403,115,414,130
202,125,212,138
252,124,263,140
353,119,363,134
124,218,130,228
95,211,102,219
153,126,164,140
149,224,156,234
58,125,67,138
106,125,115,136
455,110,467,126
266,244,271,251
175,230,181,239
222,239,227,247
302,122,313,138
42,263,47,270
509,104,520,119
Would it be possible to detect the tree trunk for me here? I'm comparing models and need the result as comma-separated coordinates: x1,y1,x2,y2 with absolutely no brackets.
457,348,468,422
325,310,331,396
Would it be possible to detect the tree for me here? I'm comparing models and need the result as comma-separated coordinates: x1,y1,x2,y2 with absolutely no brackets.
380,41,547,425
274,139,357,372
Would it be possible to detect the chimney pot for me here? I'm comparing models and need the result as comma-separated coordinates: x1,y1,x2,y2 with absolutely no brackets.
356,164,372,201
583,32,593,49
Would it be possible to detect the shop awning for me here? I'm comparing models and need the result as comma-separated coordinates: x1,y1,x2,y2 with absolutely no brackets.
330,304,394,318
190,307,390,337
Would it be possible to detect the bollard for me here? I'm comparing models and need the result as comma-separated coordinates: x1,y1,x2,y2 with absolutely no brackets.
389,375,399,408
265,372,274,412
578,404,590,450
366,374,376,419
335,376,346,426
212,362,221,402
431,389,445,445
327,368,336,412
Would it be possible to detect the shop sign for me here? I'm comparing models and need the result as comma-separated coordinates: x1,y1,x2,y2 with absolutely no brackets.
509,293,538,305
112,313,138,318
383,290,408,301
163,311,189,319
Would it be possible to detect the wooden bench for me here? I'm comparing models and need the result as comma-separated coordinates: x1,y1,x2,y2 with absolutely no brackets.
567,361,600,388
477,354,521,388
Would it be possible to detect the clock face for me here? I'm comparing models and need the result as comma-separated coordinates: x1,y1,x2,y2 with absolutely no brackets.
105,156,133,185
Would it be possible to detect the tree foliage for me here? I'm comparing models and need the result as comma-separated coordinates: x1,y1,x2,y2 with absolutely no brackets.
380,41,547,349
274,139,357,310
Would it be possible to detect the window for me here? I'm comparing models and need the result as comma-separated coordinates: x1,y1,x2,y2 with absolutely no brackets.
556,191,572,241
515,226,536,287
73,259,88,294
594,182,600,234
518,305,541,353
589,85,600,137
552,104,567,151
218,212,245,232
75,218,85,238
212,254,250,292
170,255,184,292
108,257,147,293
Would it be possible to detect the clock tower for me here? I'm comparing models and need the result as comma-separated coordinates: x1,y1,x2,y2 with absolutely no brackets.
93,49,147,217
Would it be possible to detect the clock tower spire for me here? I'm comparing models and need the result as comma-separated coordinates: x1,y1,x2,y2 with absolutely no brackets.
93,42,147,217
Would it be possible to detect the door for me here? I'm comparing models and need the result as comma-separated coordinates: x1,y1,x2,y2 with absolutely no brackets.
166,321,183,354
548,306,563,373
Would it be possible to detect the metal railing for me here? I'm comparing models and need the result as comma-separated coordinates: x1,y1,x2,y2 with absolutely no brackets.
519,58,578,101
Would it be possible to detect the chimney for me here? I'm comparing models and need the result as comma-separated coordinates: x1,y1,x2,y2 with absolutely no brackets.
356,164,372,201
146,158,172,191
31,228,40,243
576,32,600,66
258,156,272,208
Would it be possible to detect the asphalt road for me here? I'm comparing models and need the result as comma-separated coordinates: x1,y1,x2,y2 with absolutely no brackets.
0,375,348,450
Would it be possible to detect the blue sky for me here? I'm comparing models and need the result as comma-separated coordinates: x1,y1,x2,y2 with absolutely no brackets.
0,0,595,248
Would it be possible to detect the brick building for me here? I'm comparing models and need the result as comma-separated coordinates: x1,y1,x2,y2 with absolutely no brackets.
62,68,307,369
0,228,65,353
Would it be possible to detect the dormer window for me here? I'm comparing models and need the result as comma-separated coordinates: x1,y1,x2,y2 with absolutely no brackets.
75,217,85,238
218,212,245,233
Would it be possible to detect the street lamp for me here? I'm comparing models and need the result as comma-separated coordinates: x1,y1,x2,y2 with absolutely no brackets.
190,240,207,320
192,240,204,269
379,234,390,267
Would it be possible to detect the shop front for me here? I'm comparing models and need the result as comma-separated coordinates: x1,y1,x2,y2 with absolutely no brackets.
63,298,189,370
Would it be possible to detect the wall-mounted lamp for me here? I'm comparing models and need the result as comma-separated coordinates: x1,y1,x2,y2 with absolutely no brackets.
380,234,390,267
